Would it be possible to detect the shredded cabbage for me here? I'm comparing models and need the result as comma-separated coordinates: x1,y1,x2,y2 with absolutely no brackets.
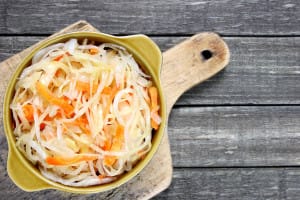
10,38,161,187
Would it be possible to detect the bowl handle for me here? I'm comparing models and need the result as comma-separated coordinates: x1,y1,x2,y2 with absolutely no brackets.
7,146,52,191
119,35,162,78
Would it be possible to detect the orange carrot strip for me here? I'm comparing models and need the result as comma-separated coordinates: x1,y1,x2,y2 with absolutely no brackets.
98,175,107,180
76,81,98,94
113,125,124,149
53,54,64,61
149,86,158,110
78,115,88,124
151,120,159,130
77,116,90,135
104,157,115,166
102,86,112,95
76,81,90,92
102,125,113,150
148,86,160,130
46,155,98,166
40,123,46,131
40,111,63,131
22,104,34,122
55,69,64,77
44,110,62,121
36,81,73,116
103,124,124,166
103,82,119,119
103,139,112,151
64,115,90,135
89,48,99,55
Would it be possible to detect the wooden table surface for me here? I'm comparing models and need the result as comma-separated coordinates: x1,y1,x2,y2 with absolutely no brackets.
0,1,299,199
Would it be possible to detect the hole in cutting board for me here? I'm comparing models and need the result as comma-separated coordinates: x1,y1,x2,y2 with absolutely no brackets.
201,50,213,60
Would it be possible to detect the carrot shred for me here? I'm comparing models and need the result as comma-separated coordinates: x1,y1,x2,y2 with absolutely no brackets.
46,155,98,166
22,104,34,122
55,69,64,77
103,154,117,167
102,139,112,151
36,81,73,116
64,115,90,135
89,48,99,55
40,111,63,131
103,124,124,166
53,54,64,61
44,110,62,121
148,86,160,130
102,125,113,150
102,86,112,95
71,61,83,69
103,82,119,119
40,123,46,131
76,81,90,92
98,174,107,179
149,87,158,109
151,118,159,130
76,81,98,94
76,116,90,135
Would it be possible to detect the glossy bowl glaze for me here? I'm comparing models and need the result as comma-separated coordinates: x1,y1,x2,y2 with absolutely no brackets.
3,32,166,193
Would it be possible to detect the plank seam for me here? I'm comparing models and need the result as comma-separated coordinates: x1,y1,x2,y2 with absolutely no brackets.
173,104,300,108
0,34,299,37
173,166,300,169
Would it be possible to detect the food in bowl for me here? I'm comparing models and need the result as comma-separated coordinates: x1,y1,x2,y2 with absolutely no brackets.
10,38,161,187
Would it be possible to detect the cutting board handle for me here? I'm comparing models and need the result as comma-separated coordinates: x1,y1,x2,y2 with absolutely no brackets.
161,32,230,113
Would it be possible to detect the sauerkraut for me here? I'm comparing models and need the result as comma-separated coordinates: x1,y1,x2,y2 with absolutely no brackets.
10,38,161,187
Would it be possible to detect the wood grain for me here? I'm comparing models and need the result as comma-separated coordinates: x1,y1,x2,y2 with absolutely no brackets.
155,167,300,200
1,36,299,105
0,0,299,196
0,0,299,35
168,106,300,167
162,32,229,113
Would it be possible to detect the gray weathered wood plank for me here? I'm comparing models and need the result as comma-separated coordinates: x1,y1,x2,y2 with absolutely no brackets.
1,36,299,105
168,106,300,167
155,168,300,200
0,0,299,35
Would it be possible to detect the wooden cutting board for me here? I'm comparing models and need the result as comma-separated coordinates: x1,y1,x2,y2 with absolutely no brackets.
0,21,229,199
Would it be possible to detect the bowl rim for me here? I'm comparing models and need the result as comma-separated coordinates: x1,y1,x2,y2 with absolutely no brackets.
3,31,166,193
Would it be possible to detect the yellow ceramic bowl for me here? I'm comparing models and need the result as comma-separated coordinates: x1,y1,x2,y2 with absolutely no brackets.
3,32,166,193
